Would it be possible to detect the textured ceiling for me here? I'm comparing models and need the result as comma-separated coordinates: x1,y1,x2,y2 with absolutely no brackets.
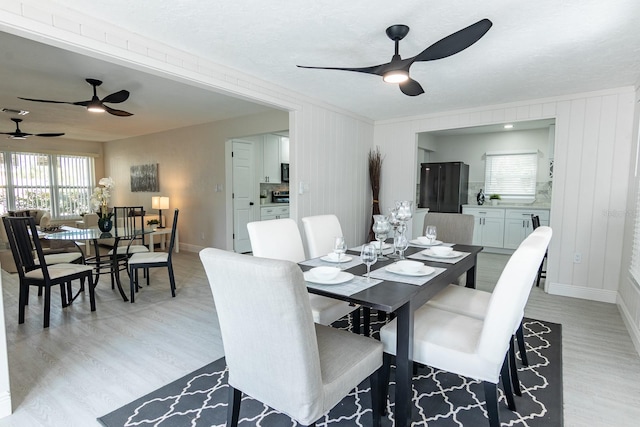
2,0,640,141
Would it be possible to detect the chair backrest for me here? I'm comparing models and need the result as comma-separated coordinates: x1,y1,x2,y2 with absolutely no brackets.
247,218,306,263
113,206,146,244
477,226,552,376
199,248,323,422
301,214,344,258
423,212,475,244
167,209,179,257
531,214,541,229
2,216,51,281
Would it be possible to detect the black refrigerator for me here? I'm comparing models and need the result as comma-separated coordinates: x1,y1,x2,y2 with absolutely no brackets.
419,162,469,213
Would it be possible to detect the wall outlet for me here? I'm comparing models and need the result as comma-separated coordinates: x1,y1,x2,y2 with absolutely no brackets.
573,252,582,263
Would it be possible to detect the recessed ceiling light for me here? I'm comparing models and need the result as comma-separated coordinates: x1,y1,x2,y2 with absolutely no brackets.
504,124,514,129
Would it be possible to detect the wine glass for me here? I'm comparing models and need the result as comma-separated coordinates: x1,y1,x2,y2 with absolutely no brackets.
360,243,378,282
394,233,409,259
333,236,347,269
425,225,437,245
372,215,391,260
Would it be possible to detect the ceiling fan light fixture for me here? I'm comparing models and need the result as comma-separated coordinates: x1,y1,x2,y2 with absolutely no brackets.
87,101,105,113
383,69,409,83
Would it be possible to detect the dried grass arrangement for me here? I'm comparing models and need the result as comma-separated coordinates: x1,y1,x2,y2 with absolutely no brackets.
368,147,384,241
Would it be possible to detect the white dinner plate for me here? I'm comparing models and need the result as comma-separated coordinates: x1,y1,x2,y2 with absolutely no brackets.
385,263,435,277
369,241,392,250
421,249,464,259
304,271,354,285
409,239,442,247
320,255,353,263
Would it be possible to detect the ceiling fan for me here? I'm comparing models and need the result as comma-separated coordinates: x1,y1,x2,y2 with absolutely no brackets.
297,19,493,96
18,78,134,116
0,118,64,139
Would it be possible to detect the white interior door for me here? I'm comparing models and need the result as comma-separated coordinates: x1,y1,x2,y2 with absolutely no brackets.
232,140,255,253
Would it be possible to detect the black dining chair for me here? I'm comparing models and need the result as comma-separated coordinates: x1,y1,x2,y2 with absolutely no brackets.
531,215,547,287
3,216,95,328
127,209,179,303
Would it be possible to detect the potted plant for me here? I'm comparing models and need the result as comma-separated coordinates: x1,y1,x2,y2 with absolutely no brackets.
489,194,501,206
147,218,160,230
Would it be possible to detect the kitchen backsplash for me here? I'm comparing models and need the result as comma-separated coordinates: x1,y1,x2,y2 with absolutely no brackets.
467,181,552,206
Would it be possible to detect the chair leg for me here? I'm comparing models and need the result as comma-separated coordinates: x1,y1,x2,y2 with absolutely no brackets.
509,337,522,397
60,282,68,308
129,266,136,303
516,322,529,366
146,267,150,287
501,354,517,411
483,381,500,427
168,264,176,297
18,284,28,324
227,386,241,427
370,366,383,427
88,275,96,312
43,285,51,328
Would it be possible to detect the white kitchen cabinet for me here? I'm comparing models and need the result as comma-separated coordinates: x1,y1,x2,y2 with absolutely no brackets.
260,205,289,221
260,134,282,183
463,207,505,248
503,209,550,249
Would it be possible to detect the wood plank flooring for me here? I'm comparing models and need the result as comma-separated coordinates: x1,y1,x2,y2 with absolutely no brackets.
0,251,638,426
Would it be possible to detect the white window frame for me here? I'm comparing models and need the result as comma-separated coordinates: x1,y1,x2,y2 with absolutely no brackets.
484,150,538,202
629,117,640,288
0,151,95,219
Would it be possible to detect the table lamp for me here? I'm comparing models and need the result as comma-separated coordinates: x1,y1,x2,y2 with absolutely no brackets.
152,196,170,228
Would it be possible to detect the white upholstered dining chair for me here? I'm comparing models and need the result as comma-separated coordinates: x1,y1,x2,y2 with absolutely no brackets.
379,227,551,427
247,218,358,325
199,248,384,426
301,214,344,258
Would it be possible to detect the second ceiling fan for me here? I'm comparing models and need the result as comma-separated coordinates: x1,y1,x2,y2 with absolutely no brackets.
297,19,493,96
19,78,134,116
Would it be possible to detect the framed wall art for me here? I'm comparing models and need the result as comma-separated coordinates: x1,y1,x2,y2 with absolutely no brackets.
130,163,159,192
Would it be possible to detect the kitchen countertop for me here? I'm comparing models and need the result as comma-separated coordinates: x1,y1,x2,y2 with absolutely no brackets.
462,204,550,210
260,202,290,207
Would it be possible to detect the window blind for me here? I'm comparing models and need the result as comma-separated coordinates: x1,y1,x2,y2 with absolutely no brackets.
485,151,538,197
630,183,640,286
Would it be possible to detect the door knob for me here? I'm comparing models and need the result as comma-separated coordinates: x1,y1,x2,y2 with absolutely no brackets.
249,202,254,206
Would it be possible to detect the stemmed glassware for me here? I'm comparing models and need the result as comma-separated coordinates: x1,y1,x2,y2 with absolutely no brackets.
394,233,409,259
360,243,378,282
372,215,391,260
425,225,437,245
333,236,347,269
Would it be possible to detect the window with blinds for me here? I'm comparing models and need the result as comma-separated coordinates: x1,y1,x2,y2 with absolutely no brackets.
0,151,94,218
484,150,538,199
630,184,640,287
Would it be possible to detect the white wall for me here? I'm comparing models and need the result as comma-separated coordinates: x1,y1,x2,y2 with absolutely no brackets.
428,128,552,183
375,87,635,305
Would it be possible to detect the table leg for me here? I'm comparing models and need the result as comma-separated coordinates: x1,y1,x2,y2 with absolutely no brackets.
395,301,414,427
149,233,155,253
465,254,478,289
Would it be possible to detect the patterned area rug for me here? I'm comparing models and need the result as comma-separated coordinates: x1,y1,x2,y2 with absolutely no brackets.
98,317,562,426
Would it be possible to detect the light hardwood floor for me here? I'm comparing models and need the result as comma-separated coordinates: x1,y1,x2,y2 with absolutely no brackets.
0,251,639,426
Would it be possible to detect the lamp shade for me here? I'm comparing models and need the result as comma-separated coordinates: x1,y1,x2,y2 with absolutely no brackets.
152,196,169,210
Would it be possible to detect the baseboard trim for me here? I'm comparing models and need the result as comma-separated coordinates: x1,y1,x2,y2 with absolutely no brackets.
547,281,617,303
178,243,206,253
0,391,12,419
617,296,640,357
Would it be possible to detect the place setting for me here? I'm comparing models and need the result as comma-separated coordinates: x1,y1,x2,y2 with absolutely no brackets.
409,244,470,264
303,265,382,296
369,259,445,286
300,236,363,269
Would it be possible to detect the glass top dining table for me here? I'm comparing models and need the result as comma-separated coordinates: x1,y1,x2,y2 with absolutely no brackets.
300,242,484,427
45,226,153,302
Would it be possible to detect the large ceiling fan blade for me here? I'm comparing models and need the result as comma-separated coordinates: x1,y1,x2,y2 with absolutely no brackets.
413,19,493,62
35,133,65,137
297,64,387,76
399,78,425,96
18,97,77,105
101,89,130,104
104,105,134,117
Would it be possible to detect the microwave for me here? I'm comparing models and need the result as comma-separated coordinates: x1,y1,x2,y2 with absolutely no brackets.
281,163,289,182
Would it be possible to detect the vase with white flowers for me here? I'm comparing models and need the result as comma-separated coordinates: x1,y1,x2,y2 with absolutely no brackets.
91,177,115,232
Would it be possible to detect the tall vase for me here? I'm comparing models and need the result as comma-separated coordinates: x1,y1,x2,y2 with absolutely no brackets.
98,217,113,232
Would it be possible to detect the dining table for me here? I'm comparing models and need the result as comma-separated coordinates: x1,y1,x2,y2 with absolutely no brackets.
299,241,483,427
45,226,153,302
